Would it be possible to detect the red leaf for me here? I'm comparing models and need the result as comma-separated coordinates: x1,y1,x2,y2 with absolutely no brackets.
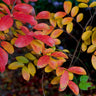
51,52,68,59
33,23,50,30
68,66,86,75
34,35,55,47
54,12,66,19
3,0,10,5
37,55,50,68
14,3,33,14
36,11,50,19
60,70,69,89
15,35,33,48
0,48,8,72
13,12,37,25
10,0,21,4
68,81,79,95
0,15,13,31
20,26,29,35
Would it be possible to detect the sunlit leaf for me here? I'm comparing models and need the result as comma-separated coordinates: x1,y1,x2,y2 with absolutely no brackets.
8,62,24,70
66,22,73,33
78,3,88,8
1,41,14,54
0,15,13,31
92,31,96,46
36,11,50,19
22,66,30,81
71,6,79,17
81,43,87,52
89,1,96,7
28,62,36,76
82,31,92,41
68,66,86,75
87,45,96,53
68,81,79,95
0,48,8,72
45,65,53,73
56,67,65,76
64,1,72,14
62,17,73,25
76,13,83,22
76,0,89,3
54,12,66,19
68,72,74,80
60,70,69,89
37,55,50,68
50,29,63,38
91,55,96,70
51,77,60,85
16,56,29,63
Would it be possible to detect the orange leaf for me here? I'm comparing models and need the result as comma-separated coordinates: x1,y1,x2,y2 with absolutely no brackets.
22,66,30,81
64,1,72,14
15,35,33,48
0,15,13,31
54,12,66,19
50,29,63,38
62,17,73,25
51,52,68,59
91,55,96,70
36,11,50,19
13,12,37,25
3,0,10,5
0,48,8,72
43,48,54,55
37,55,50,68
76,13,83,22
68,81,79,95
33,23,50,30
1,41,14,54
71,6,79,17
51,76,60,85
60,70,69,89
56,67,65,76
54,39,61,45
0,32,5,40
68,66,86,75
14,3,33,14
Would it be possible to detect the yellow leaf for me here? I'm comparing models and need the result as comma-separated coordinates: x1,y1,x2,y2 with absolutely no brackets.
64,1,72,14
51,77,60,85
15,20,23,29
92,27,96,32
84,38,91,45
22,66,30,81
4,29,9,33
68,72,74,80
50,29,63,38
28,63,36,77
63,49,70,53
76,0,89,3
82,31,92,41
86,26,92,31
62,17,73,25
34,59,38,66
81,43,87,52
89,1,96,7
45,65,54,73
71,6,79,17
92,31,96,46
57,18,63,28
87,45,96,53
25,53,36,61
8,62,24,70
16,30,25,35
91,55,96,70
66,22,73,33
78,3,88,8
11,38,17,45
76,13,83,22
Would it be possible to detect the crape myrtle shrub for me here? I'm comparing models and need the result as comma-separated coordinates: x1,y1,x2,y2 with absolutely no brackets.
0,0,96,95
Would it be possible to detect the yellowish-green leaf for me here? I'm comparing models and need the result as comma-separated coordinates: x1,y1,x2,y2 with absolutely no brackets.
34,59,38,66
78,3,88,8
81,43,87,52
84,38,91,45
63,49,70,53
76,0,89,3
89,2,96,7
11,38,17,45
16,56,29,63
16,30,25,35
25,53,36,61
82,31,92,41
51,76,60,85
28,63,36,77
45,65,54,73
8,62,24,70
92,31,96,46
87,45,96,53
15,20,23,29
86,26,92,31
22,66,30,81
71,6,79,17
76,13,83,22
92,27,96,32
66,22,73,33
57,18,63,28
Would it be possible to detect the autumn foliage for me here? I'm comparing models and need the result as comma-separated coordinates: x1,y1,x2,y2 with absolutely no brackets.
0,0,96,95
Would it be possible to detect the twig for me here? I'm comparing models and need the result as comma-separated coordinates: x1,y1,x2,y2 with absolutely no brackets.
11,0,17,13
42,72,45,96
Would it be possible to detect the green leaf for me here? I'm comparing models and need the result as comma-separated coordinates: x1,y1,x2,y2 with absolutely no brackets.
16,56,29,63
80,75,89,82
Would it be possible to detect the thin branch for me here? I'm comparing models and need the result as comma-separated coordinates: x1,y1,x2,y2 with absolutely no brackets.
11,0,17,13
42,72,45,96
